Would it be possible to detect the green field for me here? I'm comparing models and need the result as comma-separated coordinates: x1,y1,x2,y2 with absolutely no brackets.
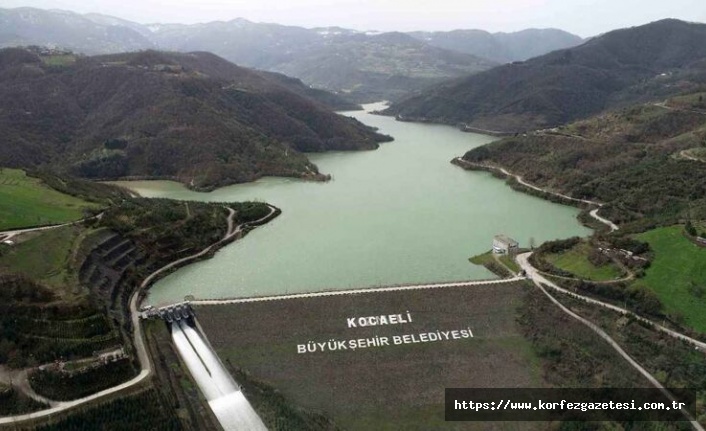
469,250,494,266
637,225,706,332
0,225,87,294
41,54,76,66
545,241,622,281
469,250,519,277
498,254,521,273
0,168,99,230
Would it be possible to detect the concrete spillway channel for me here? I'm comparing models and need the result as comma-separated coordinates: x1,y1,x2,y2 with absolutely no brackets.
171,320,267,430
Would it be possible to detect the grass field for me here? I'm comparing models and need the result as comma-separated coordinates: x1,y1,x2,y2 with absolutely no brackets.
545,241,622,281
40,54,77,66
0,224,87,295
469,251,519,273
637,225,706,333
498,255,520,273
0,168,99,230
469,251,494,266
469,251,518,277
197,283,549,431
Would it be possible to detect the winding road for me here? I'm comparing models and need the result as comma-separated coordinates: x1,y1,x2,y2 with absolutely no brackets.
680,149,706,163
0,205,277,425
526,269,703,430
517,253,706,350
1,171,701,427
462,156,703,428
453,158,618,231
0,213,103,242
518,252,704,430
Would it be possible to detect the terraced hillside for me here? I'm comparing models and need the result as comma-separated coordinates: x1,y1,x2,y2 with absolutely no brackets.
0,172,277,427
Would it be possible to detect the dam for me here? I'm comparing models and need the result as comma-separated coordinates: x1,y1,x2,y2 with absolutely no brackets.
168,313,267,430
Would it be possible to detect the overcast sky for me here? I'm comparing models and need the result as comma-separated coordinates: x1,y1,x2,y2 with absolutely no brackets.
2,0,705,37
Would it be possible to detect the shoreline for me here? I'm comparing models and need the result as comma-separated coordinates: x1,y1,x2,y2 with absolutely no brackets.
451,157,618,232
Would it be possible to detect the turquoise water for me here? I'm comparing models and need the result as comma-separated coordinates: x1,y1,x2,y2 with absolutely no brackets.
119,103,590,305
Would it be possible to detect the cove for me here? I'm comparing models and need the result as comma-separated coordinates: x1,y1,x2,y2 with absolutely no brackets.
119,103,591,305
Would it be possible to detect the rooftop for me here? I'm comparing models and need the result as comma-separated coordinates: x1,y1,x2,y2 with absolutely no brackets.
494,234,518,246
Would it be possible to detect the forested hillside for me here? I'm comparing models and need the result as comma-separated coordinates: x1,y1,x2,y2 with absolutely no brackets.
0,48,390,190
157,27,498,103
0,8,588,104
385,19,706,133
462,92,706,225
408,28,583,63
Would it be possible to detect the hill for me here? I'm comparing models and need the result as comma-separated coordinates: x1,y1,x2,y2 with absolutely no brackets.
0,48,390,190
268,32,498,102
0,7,154,54
407,28,583,63
0,8,586,103
460,92,706,225
0,168,102,230
153,24,498,102
254,70,360,111
0,8,498,102
385,19,706,132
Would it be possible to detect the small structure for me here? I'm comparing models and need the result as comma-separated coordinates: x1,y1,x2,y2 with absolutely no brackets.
493,235,519,254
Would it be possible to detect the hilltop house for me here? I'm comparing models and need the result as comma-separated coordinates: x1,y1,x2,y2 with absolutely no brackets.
493,235,518,254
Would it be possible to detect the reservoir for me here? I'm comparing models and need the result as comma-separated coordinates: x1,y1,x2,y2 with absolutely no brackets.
122,103,591,304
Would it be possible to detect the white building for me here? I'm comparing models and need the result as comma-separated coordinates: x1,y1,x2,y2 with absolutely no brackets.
493,235,518,254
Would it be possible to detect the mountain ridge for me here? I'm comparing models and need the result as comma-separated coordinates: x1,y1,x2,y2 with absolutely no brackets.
0,7,584,102
0,48,390,190
384,19,706,133
408,27,584,63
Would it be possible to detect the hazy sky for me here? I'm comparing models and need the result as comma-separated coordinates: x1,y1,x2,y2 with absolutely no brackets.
2,0,705,37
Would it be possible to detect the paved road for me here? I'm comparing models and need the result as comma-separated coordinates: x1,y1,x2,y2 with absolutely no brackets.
517,252,704,429
139,205,275,292
0,366,62,408
528,273,703,430
0,213,103,242
453,158,618,231
0,368,151,425
680,149,705,163
653,100,706,116
588,208,619,232
0,206,277,425
517,253,706,351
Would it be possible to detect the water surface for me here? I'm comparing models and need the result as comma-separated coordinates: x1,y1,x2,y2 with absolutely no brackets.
121,103,590,304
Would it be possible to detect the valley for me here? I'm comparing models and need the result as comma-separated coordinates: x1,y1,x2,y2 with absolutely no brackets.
384,20,706,132
1,3,706,430
119,104,590,304
0,7,584,102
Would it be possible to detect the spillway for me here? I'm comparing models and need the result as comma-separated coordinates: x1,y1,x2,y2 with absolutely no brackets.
171,321,267,430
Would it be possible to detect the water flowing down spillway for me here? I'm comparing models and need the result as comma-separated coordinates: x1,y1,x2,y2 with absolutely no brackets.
171,321,267,430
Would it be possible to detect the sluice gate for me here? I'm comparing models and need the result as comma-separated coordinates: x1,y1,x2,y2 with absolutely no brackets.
149,302,267,430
